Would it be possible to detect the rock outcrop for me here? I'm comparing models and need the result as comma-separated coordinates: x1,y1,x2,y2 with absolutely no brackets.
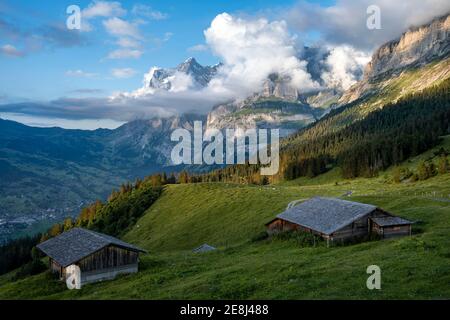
366,14,449,80
340,14,450,104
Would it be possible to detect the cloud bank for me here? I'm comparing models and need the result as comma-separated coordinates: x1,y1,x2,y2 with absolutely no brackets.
81,1,147,60
285,0,450,50
0,12,373,124
321,45,371,90
204,13,319,96
106,13,324,121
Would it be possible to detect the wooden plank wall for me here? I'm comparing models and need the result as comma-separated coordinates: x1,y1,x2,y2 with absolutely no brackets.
76,246,139,272
381,225,411,238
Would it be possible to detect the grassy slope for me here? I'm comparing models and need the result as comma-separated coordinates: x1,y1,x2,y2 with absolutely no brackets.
0,138,449,299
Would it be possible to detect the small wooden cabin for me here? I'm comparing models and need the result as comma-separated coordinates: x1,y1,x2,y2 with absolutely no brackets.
370,216,412,238
192,244,216,253
266,197,412,245
37,228,146,285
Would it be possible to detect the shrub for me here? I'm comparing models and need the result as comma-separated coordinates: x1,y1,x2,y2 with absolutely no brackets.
0,234,42,276
271,230,322,247
250,231,269,242
330,233,381,247
392,166,401,183
438,156,449,174
12,258,46,281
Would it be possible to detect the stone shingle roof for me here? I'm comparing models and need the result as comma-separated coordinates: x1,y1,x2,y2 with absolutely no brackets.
371,216,412,227
192,244,216,253
36,228,146,267
272,197,377,235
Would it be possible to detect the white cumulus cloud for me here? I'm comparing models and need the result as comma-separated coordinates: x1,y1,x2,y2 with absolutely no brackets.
102,17,146,59
107,48,143,59
81,1,127,32
111,68,137,78
65,69,98,78
103,17,142,39
321,45,371,90
0,44,24,57
79,1,153,59
204,13,319,97
132,4,168,20
188,44,209,52
116,37,140,48
82,0,126,19
112,13,323,117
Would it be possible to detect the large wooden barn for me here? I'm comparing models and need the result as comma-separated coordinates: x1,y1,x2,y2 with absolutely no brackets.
37,228,146,285
266,197,412,245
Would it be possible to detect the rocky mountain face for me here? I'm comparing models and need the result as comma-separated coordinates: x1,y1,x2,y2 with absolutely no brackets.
177,58,222,87
261,73,300,101
205,99,321,138
203,45,349,133
367,15,449,79
140,50,342,135
107,114,203,168
205,74,341,135
340,14,450,105
142,57,221,91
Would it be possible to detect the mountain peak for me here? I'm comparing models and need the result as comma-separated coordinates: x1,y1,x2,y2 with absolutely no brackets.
184,57,198,64
142,58,220,91
177,57,203,73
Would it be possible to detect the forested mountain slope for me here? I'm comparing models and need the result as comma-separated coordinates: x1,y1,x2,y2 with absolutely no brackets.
193,78,450,183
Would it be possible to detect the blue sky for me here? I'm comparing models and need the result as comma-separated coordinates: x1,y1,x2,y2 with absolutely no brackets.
0,0,448,129
1,0,321,101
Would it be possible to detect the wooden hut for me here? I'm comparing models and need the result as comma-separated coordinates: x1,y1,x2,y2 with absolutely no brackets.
37,228,146,285
370,216,412,238
266,197,412,245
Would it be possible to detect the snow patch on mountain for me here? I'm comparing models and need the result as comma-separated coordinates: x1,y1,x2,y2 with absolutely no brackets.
132,57,222,97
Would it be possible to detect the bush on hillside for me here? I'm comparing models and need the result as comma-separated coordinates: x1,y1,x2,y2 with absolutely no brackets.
12,259,46,281
250,231,269,242
271,230,322,247
0,234,42,276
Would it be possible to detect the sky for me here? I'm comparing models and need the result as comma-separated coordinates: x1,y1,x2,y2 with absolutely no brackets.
0,0,448,129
